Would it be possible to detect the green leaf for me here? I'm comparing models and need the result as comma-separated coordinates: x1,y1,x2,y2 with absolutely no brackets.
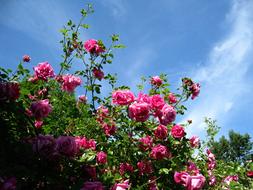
113,44,126,49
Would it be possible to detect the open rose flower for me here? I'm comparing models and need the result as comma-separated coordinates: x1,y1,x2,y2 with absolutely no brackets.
93,68,104,80
188,174,206,190
171,124,185,139
112,90,135,105
189,136,200,148
136,92,151,105
168,93,177,104
56,136,77,157
191,83,200,100
150,95,165,110
154,124,168,139
23,54,31,62
33,61,55,81
159,104,176,125
151,76,162,86
84,39,105,55
137,160,153,176
119,163,134,176
61,74,82,92
96,151,107,164
150,144,171,160
30,99,52,120
139,135,153,151
174,172,190,187
112,180,130,190
128,102,150,122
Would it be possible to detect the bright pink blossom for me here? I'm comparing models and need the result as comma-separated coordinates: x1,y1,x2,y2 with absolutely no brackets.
168,93,177,104
223,175,238,185
189,136,200,148
136,92,151,105
33,62,55,81
61,74,82,92
247,171,253,178
188,174,206,190
35,120,43,128
30,99,52,120
191,83,200,100
119,163,134,176
139,135,153,151
128,102,150,122
112,180,130,190
154,124,168,139
174,172,190,187
158,104,176,125
150,95,165,110
112,90,135,105
78,95,87,103
151,76,162,86
96,151,107,164
56,136,77,157
137,160,153,176
23,54,31,62
75,137,96,150
93,68,104,80
84,39,105,55
171,124,185,139
150,144,171,160
102,122,117,136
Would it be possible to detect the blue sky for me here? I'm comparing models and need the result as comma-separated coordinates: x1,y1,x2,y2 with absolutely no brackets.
1,0,253,139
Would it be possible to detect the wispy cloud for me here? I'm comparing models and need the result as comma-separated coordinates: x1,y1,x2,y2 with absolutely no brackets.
183,0,253,137
101,0,127,18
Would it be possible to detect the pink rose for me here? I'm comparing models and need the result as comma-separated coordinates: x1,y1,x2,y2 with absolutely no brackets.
151,76,162,86
84,39,105,55
150,144,171,160
30,99,52,120
33,61,55,81
209,175,216,186
139,135,153,151
56,136,77,157
154,124,168,139
78,95,87,103
35,120,43,128
61,74,82,92
136,92,151,105
171,124,185,139
174,172,190,187
137,160,153,176
93,68,104,80
168,93,177,104
128,102,150,122
187,162,199,175
119,163,134,176
150,95,165,110
23,54,31,62
75,137,96,150
189,136,200,148
111,180,130,190
112,90,135,105
81,181,104,190
96,151,107,164
158,104,176,125
102,122,117,136
223,175,238,185
0,82,20,101
188,174,206,190
191,83,200,100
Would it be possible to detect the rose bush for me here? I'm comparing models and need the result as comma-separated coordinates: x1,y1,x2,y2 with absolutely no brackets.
0,4,252,190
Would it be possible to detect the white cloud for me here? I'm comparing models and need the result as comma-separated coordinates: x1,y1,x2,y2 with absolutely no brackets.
183,0,253,137
101,0,127,18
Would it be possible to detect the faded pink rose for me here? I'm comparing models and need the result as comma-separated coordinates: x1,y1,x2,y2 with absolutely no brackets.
35,120,43,128
188,174,206,190
223,175,238,185
119,163,134,176
81,181,104,190
136,92,151,105
33,61,55,81
111,180,129,190
61,74,82,92
187,162,199,175
23,54,31,62
139,135,153,151
171,124,185,139
112,90,135,105
137,160,153,176
84,39,105,55
189,136,200,148
30,99,52,120
96,151,107,164
56,136,77,157
150,144,171,160
154,124,168,139
151,76,162,86
209,175,216,186
78,95,87,103
0,82,20,101
191,83,200,100
150,95,165,110
174,172,190,187
102,122,117,136
128,102,150,122
159,104,176,125
168,93,177,104
93,68,104,80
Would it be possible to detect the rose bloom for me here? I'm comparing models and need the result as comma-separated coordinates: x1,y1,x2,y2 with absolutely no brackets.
247,171,253,178
187,162,199,175
154,124,168,139
174,172,190,187
35,120,43,128
191,83,200,100
96,151,107,164
112,90,135,105
81,181,104,190
209,175,216,186
150,144,171,160
75,137,96,150
56,136,77,157
139,135,153,151
102,122,117,136
189,136,200,148
0,82,20,101
136,92,151,105
223,175,238,185
119,163,134,176
78,95,87,103
111,180,130,190
137,160,153,176
23,54,31,62
168,93,177,104
61,74,82,92
188,174,206,190
93,68,104,80
33,61,55,81
30,99,52,120
159,104,176,125
171,124,185,139
84,39,105,55
128,102,150,122
150,95,165,110
151,76,162,86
